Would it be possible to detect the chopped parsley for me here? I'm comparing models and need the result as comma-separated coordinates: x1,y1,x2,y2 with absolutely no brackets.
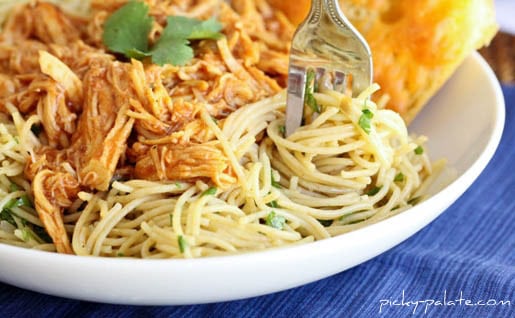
0,209,15,226
279,125,286,136
366,186,382,196
20,228,32,242
9,183,20,192
178,235,188,253
271,172,281,189
266,211,286,230
4,195,33,210
267,200,279,208
103,1,223,66
394,173,405,182
318,219,333,227
201,187,217,197
358,108,374,134
304,69,320,113
414,146,424,155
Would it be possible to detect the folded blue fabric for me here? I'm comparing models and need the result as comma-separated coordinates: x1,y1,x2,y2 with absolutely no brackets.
1,86,514,318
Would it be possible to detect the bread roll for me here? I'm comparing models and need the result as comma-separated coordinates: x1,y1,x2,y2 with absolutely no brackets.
268,0,498,122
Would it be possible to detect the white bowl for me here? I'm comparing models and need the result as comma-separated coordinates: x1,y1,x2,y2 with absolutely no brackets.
0,53,505,305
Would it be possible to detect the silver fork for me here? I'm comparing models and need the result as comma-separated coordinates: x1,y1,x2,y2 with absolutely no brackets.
285,0,373,136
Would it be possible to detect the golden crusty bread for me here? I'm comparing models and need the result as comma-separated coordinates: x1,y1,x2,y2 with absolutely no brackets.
268,0,498,123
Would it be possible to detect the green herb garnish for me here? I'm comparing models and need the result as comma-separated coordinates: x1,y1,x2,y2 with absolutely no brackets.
102,1,153,58
271,172,281,189
4,195,32,210
266,211,286,230
279,125,286,136
366,186,382,196
102,1,223,66
414,146,424,155
267,200,279,208
201,187,217,197
1,195,33,226
0,209,15,226
20,228,32,242
9,183,20,192
318,219,333,227
178,235,188,253
359,108,374,134
304,69,320,113
394,173,405,182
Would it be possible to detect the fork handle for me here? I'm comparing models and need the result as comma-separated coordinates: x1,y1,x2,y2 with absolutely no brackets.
307,0,351,28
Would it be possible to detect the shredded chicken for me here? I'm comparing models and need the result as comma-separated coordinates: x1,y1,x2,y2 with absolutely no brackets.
0,0,294,253
135,142,236,187
32,169,79,254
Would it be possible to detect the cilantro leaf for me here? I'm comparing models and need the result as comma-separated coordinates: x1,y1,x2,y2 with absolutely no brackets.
102,2,223,66
164,16,199,39
126,48,152,60
151,36,193,66
161,16,222,41
150,16,223,66
102,1,154,57
188,18,223,40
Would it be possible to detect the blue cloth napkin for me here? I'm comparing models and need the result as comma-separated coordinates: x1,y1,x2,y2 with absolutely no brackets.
1,86,514,318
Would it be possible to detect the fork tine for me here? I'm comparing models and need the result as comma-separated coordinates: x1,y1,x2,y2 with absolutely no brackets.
285,0,372,136
285,64,307,137
315,67,326,84
333,70,346,93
